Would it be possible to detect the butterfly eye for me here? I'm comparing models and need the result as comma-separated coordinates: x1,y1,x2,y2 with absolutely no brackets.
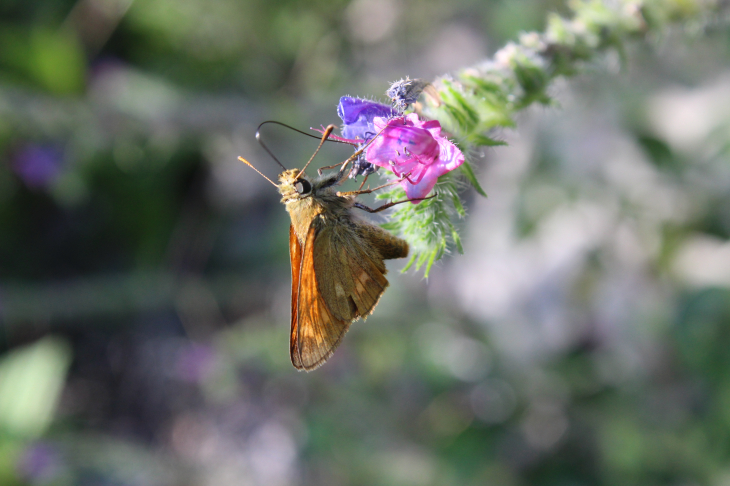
294,179,312,194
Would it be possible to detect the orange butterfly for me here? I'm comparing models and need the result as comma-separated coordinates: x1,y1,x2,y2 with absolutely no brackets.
240,124,427,371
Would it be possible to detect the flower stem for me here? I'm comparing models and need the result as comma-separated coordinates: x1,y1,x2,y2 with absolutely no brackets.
380,0,727,276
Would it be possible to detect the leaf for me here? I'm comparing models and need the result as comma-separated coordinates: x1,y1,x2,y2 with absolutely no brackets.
459,160,487,197
468,133,508,147
415,248,431,270
462,75,508,102
0,27,86,95
444,86,480,127
402,253,416,272
424,248,439,277
441,103,471,132
451,191,466,218
0,337,72,438
448,221,464,254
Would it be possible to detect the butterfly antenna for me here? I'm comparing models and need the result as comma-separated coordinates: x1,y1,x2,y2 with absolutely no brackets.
238,157,278,187
256,120,350,171
255,121,289,171
296,125,335,178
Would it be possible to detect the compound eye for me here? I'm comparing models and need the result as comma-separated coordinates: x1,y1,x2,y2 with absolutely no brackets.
294,179,312,194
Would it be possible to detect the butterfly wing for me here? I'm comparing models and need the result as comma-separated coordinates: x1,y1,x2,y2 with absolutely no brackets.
292,222,351,371
289,225,305,370
290,219,407,371
312,222,390,322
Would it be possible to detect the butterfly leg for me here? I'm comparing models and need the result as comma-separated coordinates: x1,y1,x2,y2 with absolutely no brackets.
317,156,358,181
354,194,436,213
337,178,403,197
317,160,349,175
318,124,389,178
358,173,370,191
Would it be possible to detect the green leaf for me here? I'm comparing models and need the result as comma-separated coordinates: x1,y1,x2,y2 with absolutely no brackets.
402,253,416,272
448,221,464,254
467,133,508,147
451,191,466,218
459,160,487,197
415,248,431,270
441,103,471,132
0,337,72,438
0,26,86,95
461,75,509,102
424,248,439,277
444,86,480,127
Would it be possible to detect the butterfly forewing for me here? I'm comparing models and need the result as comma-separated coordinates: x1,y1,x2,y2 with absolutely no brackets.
289,225,304,369
292,224,351,371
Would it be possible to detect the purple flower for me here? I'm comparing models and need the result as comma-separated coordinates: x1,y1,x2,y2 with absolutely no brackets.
365,113,464,201
12,144,63,189
337,96,397,141
17,442,62,483
335,96,398,179
176,342,216,383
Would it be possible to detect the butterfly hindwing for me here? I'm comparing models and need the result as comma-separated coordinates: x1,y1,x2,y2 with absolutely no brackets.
313,222,390,322
356,221,409,261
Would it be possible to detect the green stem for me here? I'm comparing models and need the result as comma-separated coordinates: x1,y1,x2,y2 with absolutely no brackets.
380,0,727,277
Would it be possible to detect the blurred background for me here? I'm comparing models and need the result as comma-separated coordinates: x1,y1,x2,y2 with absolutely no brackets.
1,0,730,485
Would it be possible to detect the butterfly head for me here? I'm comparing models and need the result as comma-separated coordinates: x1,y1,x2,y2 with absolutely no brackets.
278,168,314,203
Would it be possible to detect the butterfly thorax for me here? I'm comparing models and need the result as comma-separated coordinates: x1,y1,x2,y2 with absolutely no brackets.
278,169,354,245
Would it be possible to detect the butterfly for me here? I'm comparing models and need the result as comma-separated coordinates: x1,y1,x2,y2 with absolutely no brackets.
239,124,429,371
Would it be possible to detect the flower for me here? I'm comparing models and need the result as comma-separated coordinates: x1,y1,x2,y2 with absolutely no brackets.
365,113,464,201
386,77,430,113
176,342,216,383
17,442,62,483
337,96,397,141
12,144,63,189
336,96,398,178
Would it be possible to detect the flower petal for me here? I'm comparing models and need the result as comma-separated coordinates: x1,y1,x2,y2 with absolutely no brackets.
402,163,442,200
366,116,439,167
355,110,465,204
401,139,464,201
337,96,397,141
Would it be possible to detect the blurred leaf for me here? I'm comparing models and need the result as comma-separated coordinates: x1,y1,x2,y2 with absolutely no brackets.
0,26,85,95
466,133,507,147
0,337,72,438
636,134,678,172
0,440,22,486
459,160,487,197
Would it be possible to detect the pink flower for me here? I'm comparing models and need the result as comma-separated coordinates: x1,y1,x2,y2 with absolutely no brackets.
365,113,464,201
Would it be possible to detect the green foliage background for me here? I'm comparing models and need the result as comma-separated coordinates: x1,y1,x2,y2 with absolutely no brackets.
1,0,730,485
